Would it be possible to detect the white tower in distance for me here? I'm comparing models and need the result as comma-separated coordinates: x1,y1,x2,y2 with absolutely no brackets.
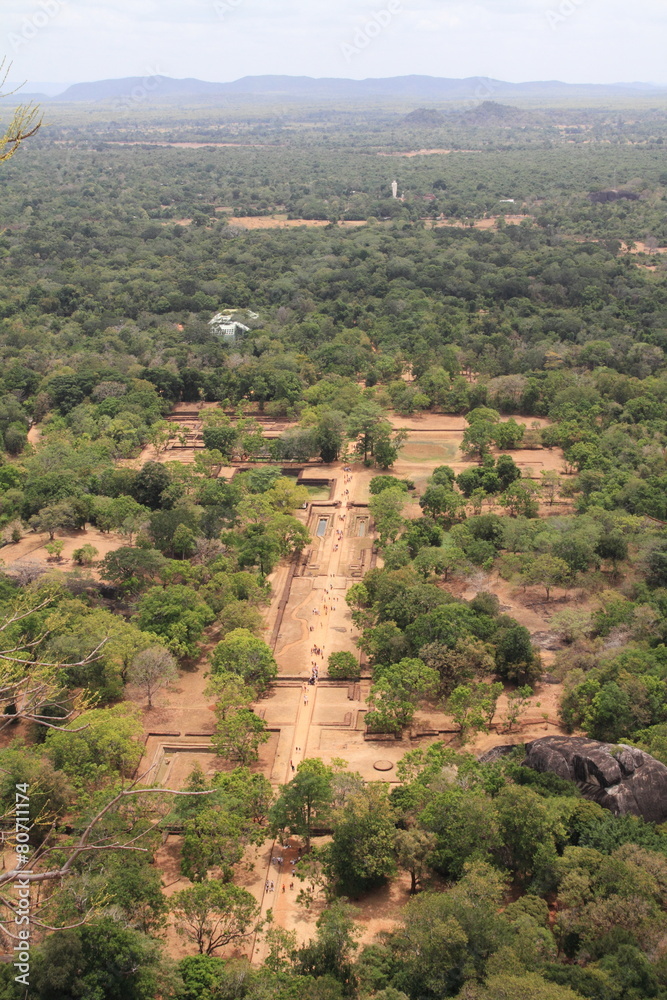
391,180,398,200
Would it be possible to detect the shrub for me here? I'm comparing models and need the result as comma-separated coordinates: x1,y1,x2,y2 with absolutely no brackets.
328,651,359,679
72,544,99,566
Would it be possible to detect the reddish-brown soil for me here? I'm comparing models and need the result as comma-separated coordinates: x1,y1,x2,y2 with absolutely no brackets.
1,527,126,576
623,241,667,255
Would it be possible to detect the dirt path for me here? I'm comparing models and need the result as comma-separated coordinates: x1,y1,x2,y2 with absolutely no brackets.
250,462,381,961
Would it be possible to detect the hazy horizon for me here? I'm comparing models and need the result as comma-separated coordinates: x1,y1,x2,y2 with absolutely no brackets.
4,0,667,92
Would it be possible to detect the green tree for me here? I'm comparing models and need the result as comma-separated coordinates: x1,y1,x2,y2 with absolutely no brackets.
327,650,359,679
585,681,634,742
358,621,410,666
104,855,169,935
370,475,410,496
431,465,457,487
347,402,386,463
266,478,309,513
132,462,173,509
270,758,334,848
373,425,408,469
45,539,65,561
237,523,281,578
492,418,525,450
500,480,541,518
72,543,99,566
181,796,260,883
212,707,269,765
495,454,523,490
596,531,628,572
194,449,226,480
395,827,437,894
172,522,198,558
366,658,439,735
503,685,534,733
540,471,562,506
44,705,143,787
172,881,258,955
466,972,586,1000
211,629,277,691
93,495,150,539
295,899,360,985
213,766,273,825
136,585,214,659
369,487,408,546
29,500,79,539
448,683,500,744
314,409,347,464
413,546,451,580
421,636,495,696
495,785,556,879
268,513,311,557
328,783,397,896
419,485,466,523
390,862,508,997
462,421,495,463
522,554,570,600
419,788,501,880
31,919,164,1000
495,626,541,685
177,954,226,1000
203,422,239,458
101,546,167,594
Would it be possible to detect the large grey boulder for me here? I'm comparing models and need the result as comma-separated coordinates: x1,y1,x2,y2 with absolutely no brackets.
523,736,667,824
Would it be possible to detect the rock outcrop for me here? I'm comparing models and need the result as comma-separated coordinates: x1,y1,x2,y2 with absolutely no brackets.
523,736,667,824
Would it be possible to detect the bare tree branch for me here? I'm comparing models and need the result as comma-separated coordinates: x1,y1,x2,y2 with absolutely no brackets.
0,59,42,163
0,768,219,890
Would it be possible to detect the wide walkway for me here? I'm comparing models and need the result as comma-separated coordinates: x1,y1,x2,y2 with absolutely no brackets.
250,462,387,960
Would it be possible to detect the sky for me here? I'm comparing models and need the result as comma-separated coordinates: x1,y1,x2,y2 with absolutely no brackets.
3,0,666,91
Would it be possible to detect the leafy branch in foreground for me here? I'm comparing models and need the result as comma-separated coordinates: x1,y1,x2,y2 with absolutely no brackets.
0,767,220,938
0,59,41,163
0,595,106,731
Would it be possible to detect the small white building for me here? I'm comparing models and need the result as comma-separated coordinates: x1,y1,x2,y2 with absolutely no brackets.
209,312,251,344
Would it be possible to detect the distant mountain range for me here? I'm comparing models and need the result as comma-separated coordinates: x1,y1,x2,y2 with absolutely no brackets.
11,75,667,104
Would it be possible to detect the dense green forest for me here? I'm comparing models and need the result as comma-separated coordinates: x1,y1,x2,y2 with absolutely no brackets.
0,101,667,999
